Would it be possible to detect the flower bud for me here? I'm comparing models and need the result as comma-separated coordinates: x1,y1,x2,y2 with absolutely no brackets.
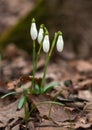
56,32,64,52
43,32,50,53
37,24,44,44
30,18,38,40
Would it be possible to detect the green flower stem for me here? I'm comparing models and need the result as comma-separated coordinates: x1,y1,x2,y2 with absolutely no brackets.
41,33,58,91
35,39,43,71
49,32,58,57
31,40,36,88
31,39,43,92
40,53,50,91
37,40,43,56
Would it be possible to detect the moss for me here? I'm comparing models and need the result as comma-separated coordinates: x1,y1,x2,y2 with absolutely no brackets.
0,0,48,53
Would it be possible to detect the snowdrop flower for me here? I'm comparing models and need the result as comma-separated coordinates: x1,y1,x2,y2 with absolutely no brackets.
43,32,50,53
56,32,64,52
37,24,44,44
30,18,38,40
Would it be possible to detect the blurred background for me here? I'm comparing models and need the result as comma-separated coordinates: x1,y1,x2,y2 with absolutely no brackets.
0,0,92,58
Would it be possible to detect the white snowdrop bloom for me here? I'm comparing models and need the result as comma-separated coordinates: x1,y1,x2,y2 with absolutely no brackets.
37,25,44,44
30,18,38,40
56,35,64,52
43,34,50,53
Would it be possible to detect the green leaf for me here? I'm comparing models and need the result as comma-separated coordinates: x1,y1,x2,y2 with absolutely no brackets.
1,91,17,99
29,84,40,95
42,82,60,93
18,96,25,109
35,84,40,94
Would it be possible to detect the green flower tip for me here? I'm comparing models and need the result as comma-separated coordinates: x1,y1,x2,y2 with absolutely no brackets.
45,30,49,35
58,31,62,35
40,24,44,28
44,27,49,35
32,18,36,23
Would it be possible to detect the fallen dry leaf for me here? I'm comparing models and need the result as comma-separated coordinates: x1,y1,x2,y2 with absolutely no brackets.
30,95,77,123
76,60,92,73
35,127,68,130
74,123,92,130
0,99,25,128
78,90,92,101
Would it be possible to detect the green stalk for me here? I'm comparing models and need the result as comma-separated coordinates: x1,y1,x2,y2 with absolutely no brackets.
49,33,58,57
40,53,50,90
31,38,43,93
41,33,58,91
31,40,36,88
35,38,43,72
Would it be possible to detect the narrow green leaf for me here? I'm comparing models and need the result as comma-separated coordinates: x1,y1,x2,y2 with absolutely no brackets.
43,82,60,93
18,96,25,109
35,84,40,94
1,91,17,99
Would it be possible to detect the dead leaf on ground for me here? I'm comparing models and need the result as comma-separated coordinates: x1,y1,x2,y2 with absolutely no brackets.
76,60,92,73
0,99,26,128
78,90,92,101
35,127,68,130
30,95,77,123
74,122,92,130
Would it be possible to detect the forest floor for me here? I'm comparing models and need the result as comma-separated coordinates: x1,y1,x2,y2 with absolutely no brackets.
0,0,35,33
0,44,92,130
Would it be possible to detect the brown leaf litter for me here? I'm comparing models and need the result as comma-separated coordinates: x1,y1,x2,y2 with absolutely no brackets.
0,45,92,129
0,99,25,128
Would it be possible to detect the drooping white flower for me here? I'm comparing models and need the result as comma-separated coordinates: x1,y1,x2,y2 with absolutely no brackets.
37,24,44,44
43,33,50,53
30,18,38,40
56,33,64,52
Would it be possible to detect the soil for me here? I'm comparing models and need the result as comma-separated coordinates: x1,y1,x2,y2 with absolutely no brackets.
0,44,92,130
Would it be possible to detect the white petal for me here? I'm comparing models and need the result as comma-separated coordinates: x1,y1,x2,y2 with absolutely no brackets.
56,35,64,52
30,23,38,40
38,28,44,44
43,35,50,53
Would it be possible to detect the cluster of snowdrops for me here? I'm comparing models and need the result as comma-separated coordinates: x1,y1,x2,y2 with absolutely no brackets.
1,18,64,123
30,18,64,94
2,18,64,97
